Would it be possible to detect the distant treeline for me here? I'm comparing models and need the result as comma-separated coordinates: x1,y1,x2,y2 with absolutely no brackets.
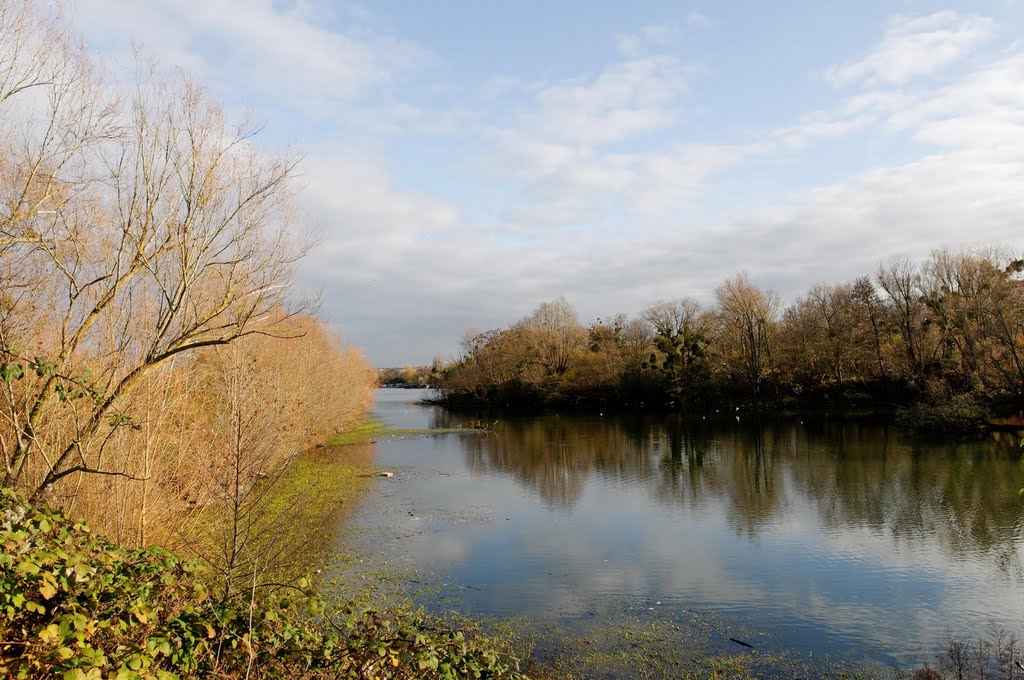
378,365,436,387
436,247,1024,424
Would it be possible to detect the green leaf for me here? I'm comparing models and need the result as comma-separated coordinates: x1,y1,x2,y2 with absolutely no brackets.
0,362,23,381
30,357,56,377
16,561,40,576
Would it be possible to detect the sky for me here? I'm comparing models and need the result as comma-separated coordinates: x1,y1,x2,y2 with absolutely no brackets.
71,1,1024,366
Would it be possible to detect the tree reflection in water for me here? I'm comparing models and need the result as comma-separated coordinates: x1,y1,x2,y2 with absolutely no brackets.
452,411,1024,574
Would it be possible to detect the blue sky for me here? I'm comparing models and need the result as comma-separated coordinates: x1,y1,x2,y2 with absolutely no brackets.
72,1,1024,365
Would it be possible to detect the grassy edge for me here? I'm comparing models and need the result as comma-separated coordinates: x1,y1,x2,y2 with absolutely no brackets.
326,418,389,445
255,442,377,585
258,415,484,581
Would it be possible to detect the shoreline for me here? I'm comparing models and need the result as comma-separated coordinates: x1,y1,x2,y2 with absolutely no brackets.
426,392,1024,437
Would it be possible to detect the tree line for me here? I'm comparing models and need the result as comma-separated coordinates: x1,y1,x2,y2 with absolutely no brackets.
378,365,436,387
438,247,1024,422
0,0,375,586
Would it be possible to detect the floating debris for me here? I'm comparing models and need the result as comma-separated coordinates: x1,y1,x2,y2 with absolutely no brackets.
729,637,754,649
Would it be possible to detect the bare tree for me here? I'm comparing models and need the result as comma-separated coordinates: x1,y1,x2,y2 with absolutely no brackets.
0,2,310,500
923,247,1024,396
877,257,943,383
0,0,118,245
851,276,888,378
715,273,779,398
520,298,587,379
644,299,704,339
196,339,294,596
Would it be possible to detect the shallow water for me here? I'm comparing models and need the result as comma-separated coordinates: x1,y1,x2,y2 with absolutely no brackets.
341,388,1024,669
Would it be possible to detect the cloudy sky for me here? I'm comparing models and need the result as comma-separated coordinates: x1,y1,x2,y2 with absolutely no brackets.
72,1,1024,366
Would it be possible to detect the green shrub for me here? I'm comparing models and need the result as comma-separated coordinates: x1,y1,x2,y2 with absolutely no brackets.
0,488,526,679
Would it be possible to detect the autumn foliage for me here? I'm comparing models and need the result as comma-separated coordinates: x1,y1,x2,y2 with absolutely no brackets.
440,251,1024,422
0,0,374,552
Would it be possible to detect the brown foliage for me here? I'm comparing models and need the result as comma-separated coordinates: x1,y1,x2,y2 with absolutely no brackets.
0,0,375,565
66,317,374,555
440,247,1024,411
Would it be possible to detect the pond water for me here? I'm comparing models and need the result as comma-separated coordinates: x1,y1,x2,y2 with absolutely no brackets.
340,388,1024,671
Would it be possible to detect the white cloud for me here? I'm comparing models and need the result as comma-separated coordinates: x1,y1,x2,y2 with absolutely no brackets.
474,42,709,226
775,111,878,148
824,11,995,88
300,153,466,269
616,24,681,56
786,45,1024,153
505,197,607,227
624,142,762,214
523,55,695,146
484,136,755,226
686,11,712,30
484,134,581,180
73,0,431,115
893,53,1024,148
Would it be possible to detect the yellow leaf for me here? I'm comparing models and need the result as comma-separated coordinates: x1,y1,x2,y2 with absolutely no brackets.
39,583,57,600
38,623,60,643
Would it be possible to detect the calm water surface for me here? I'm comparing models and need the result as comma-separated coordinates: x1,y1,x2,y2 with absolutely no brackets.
341,389,1024,669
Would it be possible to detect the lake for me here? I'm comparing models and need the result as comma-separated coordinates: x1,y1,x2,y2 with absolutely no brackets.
336,388,1024,673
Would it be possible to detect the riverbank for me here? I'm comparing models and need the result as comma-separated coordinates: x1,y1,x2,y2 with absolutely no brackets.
436,251,1024,438
0,408,543,678
256,439,377,583
246,415,493,588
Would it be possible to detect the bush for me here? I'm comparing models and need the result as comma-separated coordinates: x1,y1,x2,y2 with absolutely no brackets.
895,394,991,434
0,488,526,679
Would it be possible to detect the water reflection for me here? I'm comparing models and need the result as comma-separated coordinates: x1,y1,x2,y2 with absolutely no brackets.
360,393,1024,665
455,414,1024,570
